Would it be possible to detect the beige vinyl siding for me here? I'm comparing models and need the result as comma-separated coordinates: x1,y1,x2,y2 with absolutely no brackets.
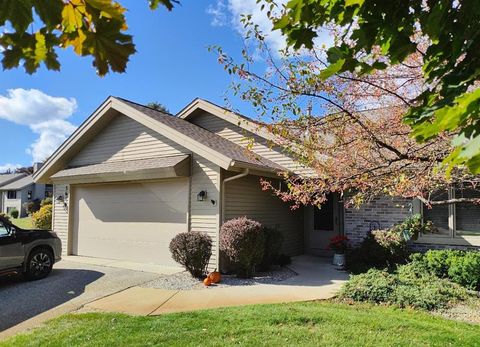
189,154,221,269
53,184,69,255
224,174,303,255
190,112,311,175
61,113,222,267
70,114,185,166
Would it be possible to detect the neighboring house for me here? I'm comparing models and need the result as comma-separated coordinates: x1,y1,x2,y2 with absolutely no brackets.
0,165,52,218
33,97,479,270
0,173,27,215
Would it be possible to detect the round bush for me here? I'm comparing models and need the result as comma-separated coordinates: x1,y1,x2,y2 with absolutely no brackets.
169,232,212,278
220,217,265,278
9,208,19,219
32,204,52,229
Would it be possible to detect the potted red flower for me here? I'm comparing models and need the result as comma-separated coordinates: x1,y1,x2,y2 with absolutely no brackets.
328,235,349,267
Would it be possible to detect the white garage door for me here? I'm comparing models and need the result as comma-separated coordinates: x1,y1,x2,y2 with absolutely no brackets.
72,179,188,266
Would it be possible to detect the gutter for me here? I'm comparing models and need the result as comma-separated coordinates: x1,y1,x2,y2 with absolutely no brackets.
221,168,249,223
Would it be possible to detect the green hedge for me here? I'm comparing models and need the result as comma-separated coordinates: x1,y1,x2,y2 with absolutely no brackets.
410,250,480,291
339,264,468,310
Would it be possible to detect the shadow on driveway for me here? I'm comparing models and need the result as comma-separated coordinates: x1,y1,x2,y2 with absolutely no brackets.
0,268,104,331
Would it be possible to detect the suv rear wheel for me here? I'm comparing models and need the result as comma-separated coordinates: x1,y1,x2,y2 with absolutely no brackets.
24,248,54,280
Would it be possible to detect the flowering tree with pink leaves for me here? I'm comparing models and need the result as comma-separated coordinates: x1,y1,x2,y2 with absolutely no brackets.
211,17,480,208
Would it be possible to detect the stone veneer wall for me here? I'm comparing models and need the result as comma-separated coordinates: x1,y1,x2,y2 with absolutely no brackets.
344,195,478,251
344,196,412,247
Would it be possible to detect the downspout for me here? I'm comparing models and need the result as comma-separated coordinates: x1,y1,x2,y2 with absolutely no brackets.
221,168,249,224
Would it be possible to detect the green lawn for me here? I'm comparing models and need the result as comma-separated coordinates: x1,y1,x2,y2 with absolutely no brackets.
1,301,479,347
10,216,33,229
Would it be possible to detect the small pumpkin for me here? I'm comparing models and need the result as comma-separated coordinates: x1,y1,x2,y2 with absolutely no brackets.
208,269,221,283
203,277,212,286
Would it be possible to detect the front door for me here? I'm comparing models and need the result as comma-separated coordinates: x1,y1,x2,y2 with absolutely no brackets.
306,193,344,256
0,221,24,269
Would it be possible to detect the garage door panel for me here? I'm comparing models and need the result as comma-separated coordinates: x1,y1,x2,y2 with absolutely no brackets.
72,179,188,266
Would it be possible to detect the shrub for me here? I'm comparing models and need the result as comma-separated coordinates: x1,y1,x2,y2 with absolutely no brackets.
410,250,480,290
339,264,468,310
345,215,432,273
41,197,53,207
169,232,212,278
23,199,41,215
394,214,437,240
32,204,52,230
340,269,396,303
220,217,265,278
9,208,19,219
346,232,410,274
259,227,283,271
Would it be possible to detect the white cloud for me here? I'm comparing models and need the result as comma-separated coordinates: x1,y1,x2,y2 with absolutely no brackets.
228,0,288,53
0,163,22,173
27,120,77,162
206,0,227,27
208,0,333,56
0,89,77,163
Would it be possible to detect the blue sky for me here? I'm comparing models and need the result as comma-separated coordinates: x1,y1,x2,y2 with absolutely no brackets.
0,0,281,171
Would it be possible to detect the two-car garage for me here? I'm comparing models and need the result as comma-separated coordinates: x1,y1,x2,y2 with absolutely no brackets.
70,179,189,267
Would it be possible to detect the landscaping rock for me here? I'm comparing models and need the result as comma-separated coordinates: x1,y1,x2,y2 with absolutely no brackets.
141,266,296,290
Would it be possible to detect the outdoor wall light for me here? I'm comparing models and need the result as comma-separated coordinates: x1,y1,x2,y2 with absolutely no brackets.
55,195,64,202
27,191,32,200
197,190,207,201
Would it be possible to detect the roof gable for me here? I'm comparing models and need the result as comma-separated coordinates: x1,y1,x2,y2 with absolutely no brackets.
177,98,277,143
34,97,283,183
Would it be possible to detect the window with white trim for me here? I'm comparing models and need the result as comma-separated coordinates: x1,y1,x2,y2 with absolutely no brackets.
422,187,480,239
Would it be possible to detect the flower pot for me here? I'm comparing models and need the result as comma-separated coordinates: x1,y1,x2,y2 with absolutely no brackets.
333,253,346,267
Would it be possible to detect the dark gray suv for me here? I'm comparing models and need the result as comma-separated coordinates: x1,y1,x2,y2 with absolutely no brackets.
0,216,61,280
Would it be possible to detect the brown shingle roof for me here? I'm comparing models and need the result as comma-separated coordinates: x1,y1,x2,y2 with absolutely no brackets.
52,155,190,179
116,97,284,171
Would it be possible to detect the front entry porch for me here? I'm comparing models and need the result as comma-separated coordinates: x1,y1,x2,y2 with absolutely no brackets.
304,193,345,256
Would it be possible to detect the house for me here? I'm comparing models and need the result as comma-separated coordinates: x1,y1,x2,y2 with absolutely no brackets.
0,166,52,217
33,97,480,270
0,173,26,215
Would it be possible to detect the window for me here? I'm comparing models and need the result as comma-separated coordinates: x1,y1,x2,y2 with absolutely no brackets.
314,194,334,231
422,190,450,236
422,187,480,240
455,188,480,236
6,190,16,199
45,184,53,198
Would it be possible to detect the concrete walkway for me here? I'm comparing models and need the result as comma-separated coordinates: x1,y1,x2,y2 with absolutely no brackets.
84,256,349,316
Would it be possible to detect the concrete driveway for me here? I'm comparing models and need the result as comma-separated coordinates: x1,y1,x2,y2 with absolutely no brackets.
0,259,159,339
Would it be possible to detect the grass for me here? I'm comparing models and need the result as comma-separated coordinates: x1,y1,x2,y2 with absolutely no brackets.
1,301,479,347
10,216,33,229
